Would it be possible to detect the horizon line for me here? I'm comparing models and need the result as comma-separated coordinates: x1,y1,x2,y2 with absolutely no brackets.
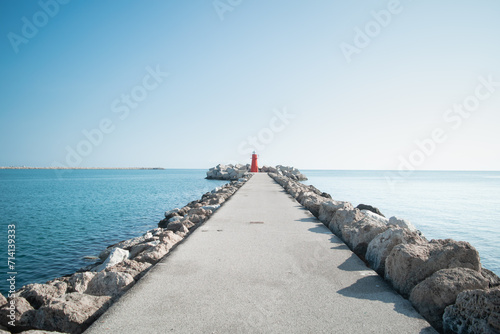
1,166,499,172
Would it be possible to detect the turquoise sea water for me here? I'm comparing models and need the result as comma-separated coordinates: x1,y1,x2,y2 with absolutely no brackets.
1,170,498,296
303,170,500,276
0,169,227,295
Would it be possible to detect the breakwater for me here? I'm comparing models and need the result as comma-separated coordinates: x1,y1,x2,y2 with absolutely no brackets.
269,171,500,333
206,163,307,181
0,175,251,333
2,165,498,334
85,172,435,333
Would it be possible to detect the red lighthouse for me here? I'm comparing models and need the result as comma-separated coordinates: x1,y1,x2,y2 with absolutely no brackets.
250,151,259,173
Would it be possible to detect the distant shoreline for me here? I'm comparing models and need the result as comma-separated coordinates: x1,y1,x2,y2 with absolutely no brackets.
0,167,165,170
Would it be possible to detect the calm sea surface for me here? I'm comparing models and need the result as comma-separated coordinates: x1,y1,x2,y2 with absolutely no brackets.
0,169,227,295
303,170,500,276
1,170,498,295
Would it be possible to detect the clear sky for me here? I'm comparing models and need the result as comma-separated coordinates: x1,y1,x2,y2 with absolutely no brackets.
1,0,499,170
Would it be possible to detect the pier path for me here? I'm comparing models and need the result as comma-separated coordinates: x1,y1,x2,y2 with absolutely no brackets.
86,173,436,333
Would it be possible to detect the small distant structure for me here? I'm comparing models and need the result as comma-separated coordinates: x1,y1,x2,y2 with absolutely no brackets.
250,151,259,173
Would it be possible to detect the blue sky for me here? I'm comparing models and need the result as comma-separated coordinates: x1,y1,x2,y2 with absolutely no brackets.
1,0,499,170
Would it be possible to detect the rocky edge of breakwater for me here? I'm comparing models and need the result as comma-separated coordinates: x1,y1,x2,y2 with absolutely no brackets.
206,163,307,181
268,171,500,334
0,175,252,334
2,165,498,334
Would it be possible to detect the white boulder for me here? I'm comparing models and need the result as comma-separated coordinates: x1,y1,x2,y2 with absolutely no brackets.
388,216,418,233
96,248,129,272
318,200,353,225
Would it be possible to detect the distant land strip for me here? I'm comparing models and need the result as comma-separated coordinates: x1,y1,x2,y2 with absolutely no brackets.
0,167,165,170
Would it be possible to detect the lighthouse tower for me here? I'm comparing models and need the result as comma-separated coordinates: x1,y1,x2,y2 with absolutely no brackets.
250,151,259,173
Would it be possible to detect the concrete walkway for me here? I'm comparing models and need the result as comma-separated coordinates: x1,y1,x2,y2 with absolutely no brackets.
86,173,436,333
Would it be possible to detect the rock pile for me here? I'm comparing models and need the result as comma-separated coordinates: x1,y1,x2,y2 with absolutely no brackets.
273,165,308,181
268,171,500,333
443,285,500,333
0,176,251,334
206,164,249,180
206,164,307,181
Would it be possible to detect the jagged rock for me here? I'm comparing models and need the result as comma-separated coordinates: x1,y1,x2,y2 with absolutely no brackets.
318,200,353,225
187,208,210,216
34,293,111,334
342,210,389,259
366,227,427,276
0,296,36,331
388,216,418,233
118,232,155,249
301,194,328,218
106,259,152,280
206,163,248,180
166,220,184,232
85,271,134,297
261,166,278,173
297,191,313,203
68,272,96,294
202,205,220,213
358,210,388,225
328,208,364,238
306,185,323,196
175,231,186,238
385,239,481,297
159,215,184,229
18,282,68,309
288,185,303,199
356,204,385,217
410,267,489,331
158,218,169,228
481,268,500,288
150,228,165,236
167,216,183,223
180,218,195,230
276,165,308,180
208,196,225,205
98,232,155,260
161,230,183,245
48,280,69,291
96,248,129,272
0,293,6,308
128,240,160,259
133,243,170,264
164,208,180,220
46,276,71,286
178,224,189,234
185,214,206,224
187,199,203,208
443,287,500,334
177,206,190,217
